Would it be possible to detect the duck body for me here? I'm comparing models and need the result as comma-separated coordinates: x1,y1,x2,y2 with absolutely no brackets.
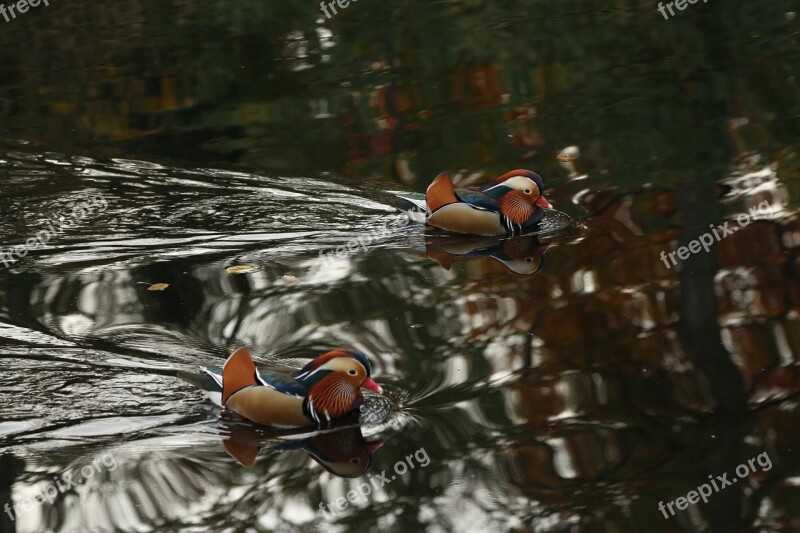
394,169,552,236
179,347,382,428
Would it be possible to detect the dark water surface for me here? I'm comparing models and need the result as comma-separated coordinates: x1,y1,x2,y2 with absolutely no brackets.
1,1,799,532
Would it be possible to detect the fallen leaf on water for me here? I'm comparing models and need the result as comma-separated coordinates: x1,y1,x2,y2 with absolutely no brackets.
227,265,258,274
556,153,577,162
282,275,298,281
147,283,170,291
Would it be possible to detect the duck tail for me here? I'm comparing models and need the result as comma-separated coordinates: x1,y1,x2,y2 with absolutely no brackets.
389,195,425,213
178,369,222,392
426,172,458,213
221,347,259,404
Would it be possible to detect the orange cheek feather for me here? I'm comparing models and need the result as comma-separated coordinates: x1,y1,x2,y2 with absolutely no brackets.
309,375,361,420
500,192,535,225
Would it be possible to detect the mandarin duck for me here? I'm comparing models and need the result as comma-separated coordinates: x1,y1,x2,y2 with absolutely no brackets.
220,421,383,476
426,234,550,275
179,347,383,427
393,169,552,236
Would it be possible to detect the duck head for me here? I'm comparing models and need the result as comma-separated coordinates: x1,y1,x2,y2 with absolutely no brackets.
494,236,551,275
483,170,552,226
294,349,383,424
306,428,384,478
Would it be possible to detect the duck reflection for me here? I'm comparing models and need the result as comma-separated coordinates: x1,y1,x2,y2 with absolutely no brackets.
425,233,550,275
218,420,383,478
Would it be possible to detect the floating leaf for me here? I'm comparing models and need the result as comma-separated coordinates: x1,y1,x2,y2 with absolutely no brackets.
227,265,257,274
282,274,298,281
556,152,577,162
147,283,170,291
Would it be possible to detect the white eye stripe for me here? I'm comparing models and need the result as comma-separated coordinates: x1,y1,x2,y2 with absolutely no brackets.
492,175,538,192
303,359,367,376
295,364,335,381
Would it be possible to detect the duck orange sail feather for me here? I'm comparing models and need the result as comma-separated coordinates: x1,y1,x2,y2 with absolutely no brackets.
221,347,258,404
426,173,458,213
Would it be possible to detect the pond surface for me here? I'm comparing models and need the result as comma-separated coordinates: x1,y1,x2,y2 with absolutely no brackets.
1,1,799,532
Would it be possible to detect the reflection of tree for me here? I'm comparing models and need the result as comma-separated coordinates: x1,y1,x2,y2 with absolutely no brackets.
0,454,24,533
0,0,796,185
665,15,745,530
0,0,798,530
0,162,796,530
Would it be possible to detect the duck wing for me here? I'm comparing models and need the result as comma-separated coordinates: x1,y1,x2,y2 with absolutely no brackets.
181,364,307,399
453,189,500,212
256,369,308,396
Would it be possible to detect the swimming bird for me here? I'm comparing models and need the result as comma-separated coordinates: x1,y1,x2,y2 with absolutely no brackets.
426,169,552,235
179,347,383,427
393,169,552,236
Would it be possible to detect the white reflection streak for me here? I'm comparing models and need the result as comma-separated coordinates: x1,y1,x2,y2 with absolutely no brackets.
548,437,578,479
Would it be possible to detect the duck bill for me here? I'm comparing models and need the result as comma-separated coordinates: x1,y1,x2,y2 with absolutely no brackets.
535,196,552,209
361,378,383,394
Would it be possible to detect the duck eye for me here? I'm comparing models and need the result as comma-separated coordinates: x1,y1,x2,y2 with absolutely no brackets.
524,189,532,194
526,257,533,263
351,458,360,464
348,369,357,376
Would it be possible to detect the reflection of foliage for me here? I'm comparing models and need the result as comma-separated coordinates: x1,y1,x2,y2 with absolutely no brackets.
0,0,799,531
0,0,796,185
